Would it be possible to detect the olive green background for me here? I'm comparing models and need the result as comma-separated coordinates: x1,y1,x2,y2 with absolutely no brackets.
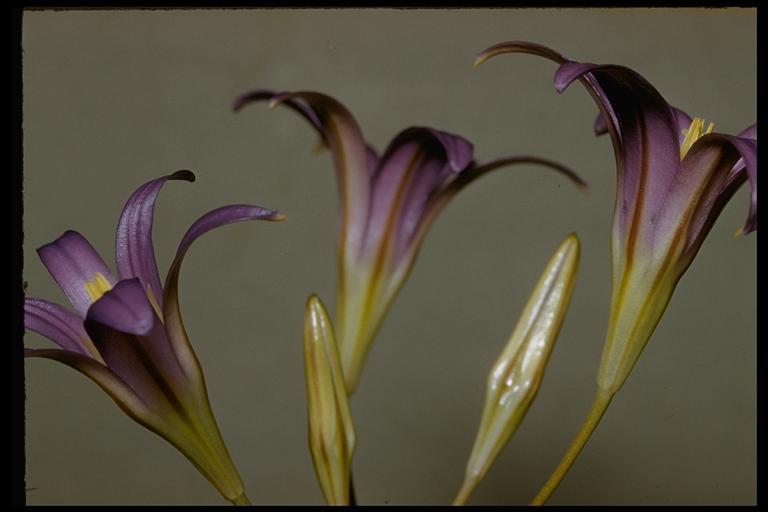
22,8,756,506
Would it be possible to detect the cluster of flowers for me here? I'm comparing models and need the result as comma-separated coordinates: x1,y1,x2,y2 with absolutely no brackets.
24,42,756,506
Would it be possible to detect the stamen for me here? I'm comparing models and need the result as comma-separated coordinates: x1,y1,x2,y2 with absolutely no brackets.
680,117,714,159
84,272,112,302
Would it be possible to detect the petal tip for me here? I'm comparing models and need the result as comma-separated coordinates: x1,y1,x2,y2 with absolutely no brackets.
267,93,292,111
169,169,196,183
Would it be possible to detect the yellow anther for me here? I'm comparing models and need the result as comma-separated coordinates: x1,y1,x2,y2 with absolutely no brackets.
84,272,112,302
680,117,714,160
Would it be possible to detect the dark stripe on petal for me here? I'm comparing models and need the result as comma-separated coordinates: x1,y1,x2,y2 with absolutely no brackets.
554,62,680,257
37,230,117,316
115,170,195,311
653,133,750,264
364,127,474,261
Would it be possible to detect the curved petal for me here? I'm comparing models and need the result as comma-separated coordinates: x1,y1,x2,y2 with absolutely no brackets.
86,278,157,336
594,105,692,145
37,230,117,316
267,91,372,263
366,144,380,176
475,40,568,68
162,204,285,382
24,298,101,360
728,123,757,197
115,170,196,311
738,123,757,140
361,127,474,262
652,133,755,265
411,155,587,261
233,88,325,140
475,41,621,151
476,41,682,257
24,347,152,422
723,133,757,236
693,133,757,240
85,278,189,410
554,61,680,255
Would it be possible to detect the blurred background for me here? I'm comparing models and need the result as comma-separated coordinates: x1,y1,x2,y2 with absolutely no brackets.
22,8,756,506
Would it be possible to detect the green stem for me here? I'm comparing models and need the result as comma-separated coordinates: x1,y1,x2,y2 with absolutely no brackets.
349,469,357,506
230,493,252,506
531,388,614,506
452,479,475,506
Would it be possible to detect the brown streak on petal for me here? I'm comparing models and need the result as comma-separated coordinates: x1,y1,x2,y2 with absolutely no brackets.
354,150,425,350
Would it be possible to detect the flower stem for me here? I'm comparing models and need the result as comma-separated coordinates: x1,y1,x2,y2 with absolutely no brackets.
531,388,614,505
230,493,252,506
349,469,357,506
452,479,475,506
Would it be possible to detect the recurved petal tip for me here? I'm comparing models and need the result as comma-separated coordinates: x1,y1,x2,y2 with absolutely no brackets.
232,89,277,112
268,92,292,110
475,40,568,68
168,169,196,182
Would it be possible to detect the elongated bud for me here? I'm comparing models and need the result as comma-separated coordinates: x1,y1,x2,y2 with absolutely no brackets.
304,295,356,505
455,235,580,505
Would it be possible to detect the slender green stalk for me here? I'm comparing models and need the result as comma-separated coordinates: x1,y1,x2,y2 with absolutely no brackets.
230,493,252,506
531,388,614,505
349,469,357,506
453,480,474,506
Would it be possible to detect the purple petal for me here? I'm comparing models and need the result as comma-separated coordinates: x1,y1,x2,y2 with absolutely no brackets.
24,347,152,421
594,105,692,144
475,42,622,151
24,298,100,359
475,40,568,68
85,278,156,336
738,123,757,140
162,205,284,383
361,127,474,262
554,61,681,254
406,155,587,270
115,170,195,311
173,205,285,260
37,230,117,316
233,88,325,141
727,123,757,198
719,133,757,235
671,107,694,143
366,144,380,177
262,91,372,263
653,133,756,262
474,42,681,250
85,278,190,407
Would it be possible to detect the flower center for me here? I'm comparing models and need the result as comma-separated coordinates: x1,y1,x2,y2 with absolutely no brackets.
84,272,113,302
680,117,714,160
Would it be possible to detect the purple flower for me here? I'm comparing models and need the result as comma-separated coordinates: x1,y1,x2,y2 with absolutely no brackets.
234,90,586,392
476,41,756,503
25,170,284,505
